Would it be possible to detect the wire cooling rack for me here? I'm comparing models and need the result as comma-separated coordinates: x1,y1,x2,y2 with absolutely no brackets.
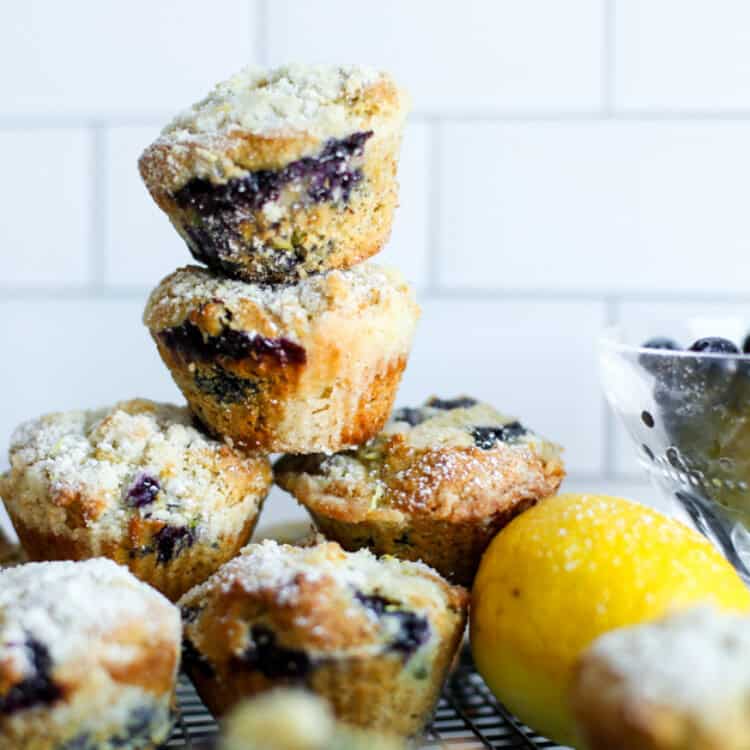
164,651,567,749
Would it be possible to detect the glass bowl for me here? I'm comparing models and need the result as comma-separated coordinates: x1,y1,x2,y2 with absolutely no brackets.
600,319,750,582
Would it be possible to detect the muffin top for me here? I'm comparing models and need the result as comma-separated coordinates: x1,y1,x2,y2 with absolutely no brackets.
143,264,418,346
221,690,404,750
275,396,564,522
164,64,406,140
179,539,468,660
1,398,271,536
0,559,180,694
576,606,750,730
140,64,409,190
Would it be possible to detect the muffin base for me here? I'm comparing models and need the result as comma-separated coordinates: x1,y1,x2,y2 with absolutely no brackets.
0,688,175,750
9,511,262,602
186,627,465,737
155,336,408,453
306,506,540,587
147,130,401,284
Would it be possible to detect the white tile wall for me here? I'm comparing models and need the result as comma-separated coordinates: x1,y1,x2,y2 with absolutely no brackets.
439,121,750,293
4,0,750,516
103,126,191,286
0,129,92,287
615,0,750,111
267,0,605,113
2,1,258,116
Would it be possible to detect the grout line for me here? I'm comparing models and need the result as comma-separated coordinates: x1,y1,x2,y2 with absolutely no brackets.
602,295,620,478
422,287,750,303
425,121,443,293
0,286,151,301
602,0,616,115
89,123,107,287
255,0,270,66
8,110,750,130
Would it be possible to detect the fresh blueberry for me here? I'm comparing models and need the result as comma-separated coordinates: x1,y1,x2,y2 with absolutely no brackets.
426,397,478,410
125,473,160,508
236,625,311,680
154,525,196,564
392,407,427,427
0,638,61,715
743,333,750,354
471,422,528,449
639,337,681,376
689,337,739,354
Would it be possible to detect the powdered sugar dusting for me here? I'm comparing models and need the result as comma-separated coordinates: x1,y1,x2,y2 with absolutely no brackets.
162,64,388,140
585,606,750,729
180,539,451,613
143,263,413,336
0,559,179,674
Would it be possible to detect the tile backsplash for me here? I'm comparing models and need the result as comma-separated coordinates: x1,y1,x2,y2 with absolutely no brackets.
3,0,750,487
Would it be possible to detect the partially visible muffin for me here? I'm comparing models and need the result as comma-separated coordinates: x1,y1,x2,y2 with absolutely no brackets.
0,398,272,600
572,606,750,750
275,396,564,585
144,264,419,454
0,527,24,569
139,64,409,283
179,539,468,736
0,559,181,749
220,690,405,750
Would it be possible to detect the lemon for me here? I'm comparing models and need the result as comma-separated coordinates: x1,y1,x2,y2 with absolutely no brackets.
470,493,750,746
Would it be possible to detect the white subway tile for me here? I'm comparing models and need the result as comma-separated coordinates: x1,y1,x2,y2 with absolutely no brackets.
0,129,91,287
377,123,430,289
0,297,181,446
397,297,606,474
267,0,604,112
611,300,750,476
439,121,750,293
615,0,750,110
2,1,256,116
104,126,191,286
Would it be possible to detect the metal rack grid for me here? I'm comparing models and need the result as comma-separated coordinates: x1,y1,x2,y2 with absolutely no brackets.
164,653,567,749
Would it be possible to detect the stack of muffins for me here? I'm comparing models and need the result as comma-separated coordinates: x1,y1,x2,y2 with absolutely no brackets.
0,63,565,748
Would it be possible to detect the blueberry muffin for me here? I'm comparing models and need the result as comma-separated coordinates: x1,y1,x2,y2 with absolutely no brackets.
0,559,181,749
139,64,409,283
220,690,405,750
572,607,750,750
0,528,24,569
0,399,272,600
143,264,419,454
275,397,564,585
178,539,468,736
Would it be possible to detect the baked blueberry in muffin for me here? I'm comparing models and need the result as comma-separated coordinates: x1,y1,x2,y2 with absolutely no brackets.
178,539,468,736
275,396,564,585
0,559,180,749
220,690,405,750
139,64,409,283
0,398,272,600
143,264,419,454
573,606,750,750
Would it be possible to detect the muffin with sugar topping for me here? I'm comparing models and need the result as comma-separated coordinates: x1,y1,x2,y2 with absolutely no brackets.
572,606,750,750
0,398,271,600
0,528,24,569
220,690,405,750
144,264,419,454
178,538,468,736
275,396,564,585
139,64,409,283
0,558,180,749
